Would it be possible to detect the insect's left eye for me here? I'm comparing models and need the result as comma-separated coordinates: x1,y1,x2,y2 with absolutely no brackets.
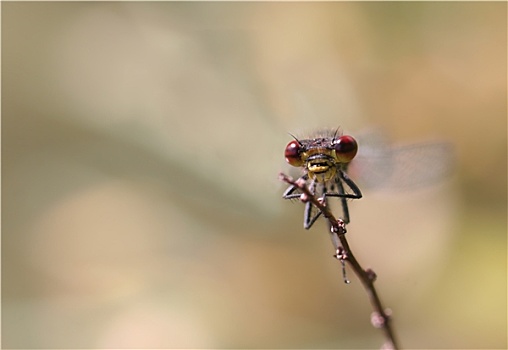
285,140,304,167
333,135,358,163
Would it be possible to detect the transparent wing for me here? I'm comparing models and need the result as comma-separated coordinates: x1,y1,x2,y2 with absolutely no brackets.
348,130,454,191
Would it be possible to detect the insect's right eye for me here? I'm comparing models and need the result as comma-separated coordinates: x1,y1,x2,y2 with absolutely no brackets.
333,135,358,163
284,140,304,167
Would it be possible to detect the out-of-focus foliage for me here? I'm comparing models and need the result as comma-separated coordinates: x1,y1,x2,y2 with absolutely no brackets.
3,2,506,349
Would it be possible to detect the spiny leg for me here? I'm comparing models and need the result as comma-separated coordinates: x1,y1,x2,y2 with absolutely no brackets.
323,169,363,224
339,170,363,200
303,179,322,229
282,173,309,199
336,177,351,224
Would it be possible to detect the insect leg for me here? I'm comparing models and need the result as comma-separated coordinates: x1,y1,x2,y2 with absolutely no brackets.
282,173,309,199
335,177,351,224
340,170,363,199
324,170,363,224
324,170,362,200
303,179,322,229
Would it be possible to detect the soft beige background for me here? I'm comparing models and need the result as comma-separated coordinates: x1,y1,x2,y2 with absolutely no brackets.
3,2,506,349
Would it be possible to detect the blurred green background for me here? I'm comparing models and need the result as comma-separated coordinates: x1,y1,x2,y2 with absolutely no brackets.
2,2,506,349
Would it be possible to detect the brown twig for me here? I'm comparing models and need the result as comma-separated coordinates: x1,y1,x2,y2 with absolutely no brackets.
279,172,400,350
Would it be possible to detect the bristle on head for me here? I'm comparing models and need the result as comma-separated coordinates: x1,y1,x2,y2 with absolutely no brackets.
290,127,343,141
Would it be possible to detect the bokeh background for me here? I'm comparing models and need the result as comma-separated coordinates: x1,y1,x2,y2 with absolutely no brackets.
2,2,506,349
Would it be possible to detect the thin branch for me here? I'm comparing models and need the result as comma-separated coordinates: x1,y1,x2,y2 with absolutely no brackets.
279,172,400,350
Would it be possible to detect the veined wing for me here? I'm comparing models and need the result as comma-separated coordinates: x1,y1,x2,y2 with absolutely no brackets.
348,130,454,191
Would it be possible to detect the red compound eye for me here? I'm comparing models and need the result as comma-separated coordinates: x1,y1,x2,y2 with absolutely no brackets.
284,140,303,167
333,135,358,163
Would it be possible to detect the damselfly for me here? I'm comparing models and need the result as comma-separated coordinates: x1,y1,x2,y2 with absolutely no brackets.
283,128,452,229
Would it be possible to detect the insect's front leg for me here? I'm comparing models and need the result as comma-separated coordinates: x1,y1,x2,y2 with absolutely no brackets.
282,173,309,199
324,170,362,199
339,170,363,200
303,179,322,229
322,169,363,224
